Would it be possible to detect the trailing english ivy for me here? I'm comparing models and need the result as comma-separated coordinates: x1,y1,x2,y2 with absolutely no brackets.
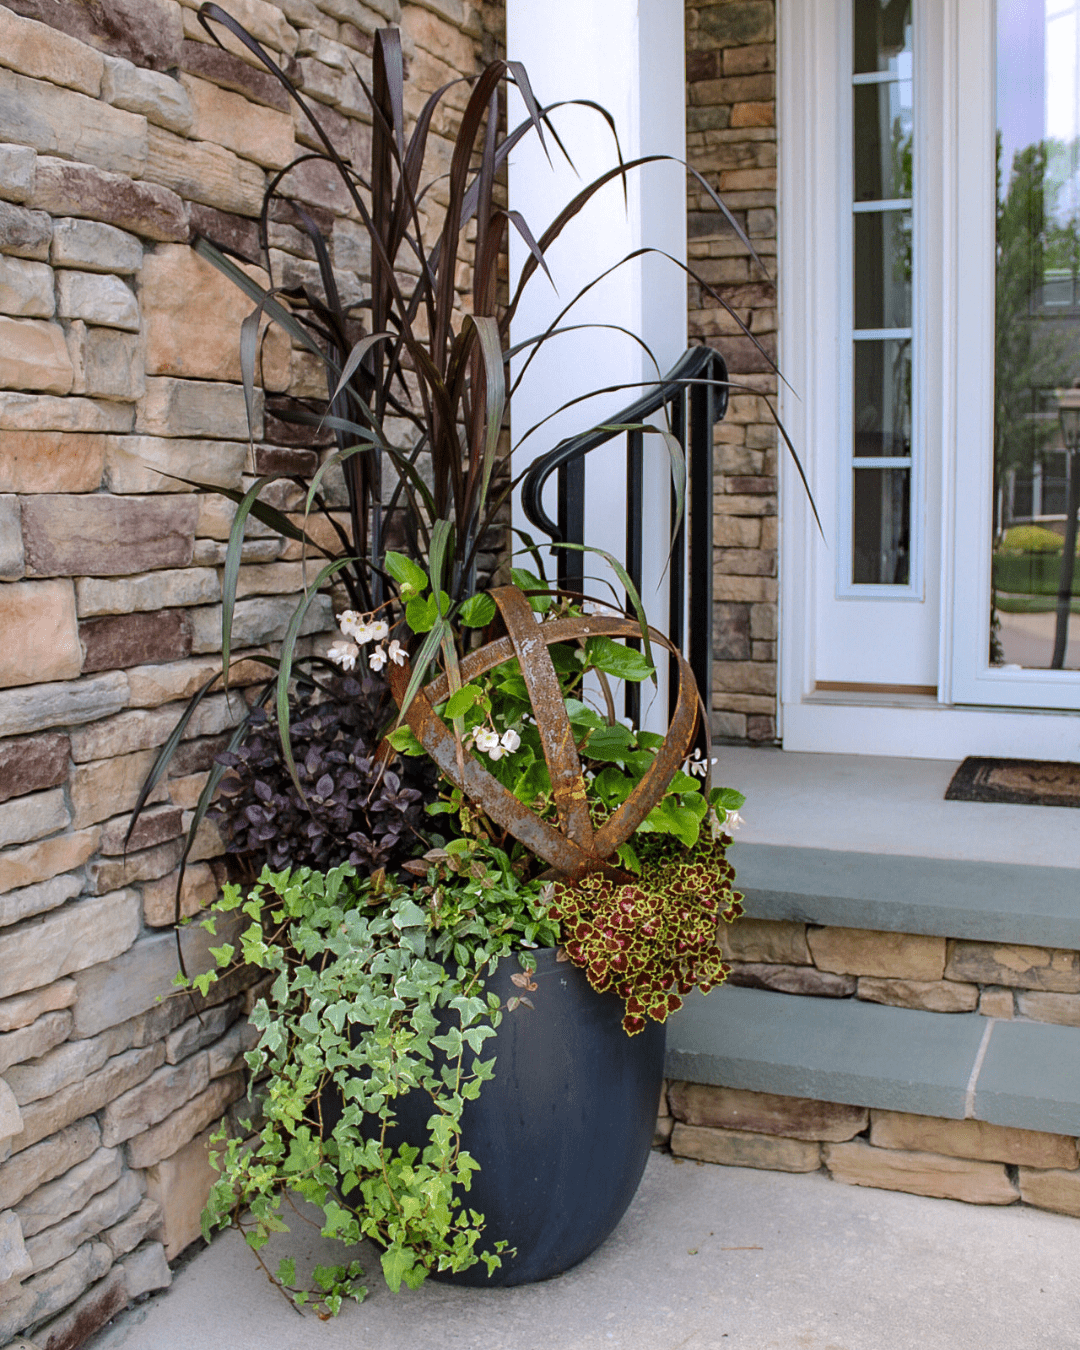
191,849,557,1314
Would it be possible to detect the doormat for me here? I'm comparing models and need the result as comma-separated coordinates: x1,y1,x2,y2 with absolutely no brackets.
945,757,1080,808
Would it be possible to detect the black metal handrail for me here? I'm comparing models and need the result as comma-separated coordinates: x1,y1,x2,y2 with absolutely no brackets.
520,345,729,725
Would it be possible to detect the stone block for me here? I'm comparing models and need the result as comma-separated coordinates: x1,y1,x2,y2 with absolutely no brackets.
143,1124,217,1259
945,941,1080,994
0,317,72,393
120,1240,170,1299
0,431,105,494
0,200,51,261
0,494,22,579
1018,1166,1080,1217
125,1072,244,1170
25,1171,140,1276
0,1209,31,1289
163,1002,239,1067
15,1148,122,1238
0,1010,71,1074
0,255,53,317
136,377,263,441
77,568,221,622
50,218,142,275
870,1109,1079,1170
180,74,295,169
85,840,185,896
70,752,169,829
857,978,979,1014
1015,991,1080,1026
0,581,81,691
142,864,218,928
99,806,183,858
0,8,104,97
0,1083,22,1142
727,963,856,997
30,157,188,244
670,1122,821,1172
0,67,146,179
0,1238,114,1341
718,918,808,965
66,324,144,402
0,980,77,1034
0,1121,100,1211
103,1198,161,1257
0,0,183,71
104,434,248,494
178,39,290,112
0,145,36,205
35,1264,129,1349
807,927,946,981
55,271,138,332
0,736,69,809
69,915,243,1037
0,830,99,900
0,392,132,434
101,57,193,135
140,245,289,387
79,610,193,676
190,593,334,652
823,1139,1018,1205
22,494,197,577
0,672,129,740
206,1022,256,1078
9,1045,165,1155
980,988,1015,1018
144,125,266,217
0,889,140,999
669,1082,867,1142
71,694,234,761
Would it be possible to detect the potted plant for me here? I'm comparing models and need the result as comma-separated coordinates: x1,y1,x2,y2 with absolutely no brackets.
130,1,774,1313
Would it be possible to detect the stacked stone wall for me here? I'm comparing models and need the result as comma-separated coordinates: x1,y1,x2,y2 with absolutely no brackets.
685,0,778,745
653,918,1080,1218
0,1,493,1344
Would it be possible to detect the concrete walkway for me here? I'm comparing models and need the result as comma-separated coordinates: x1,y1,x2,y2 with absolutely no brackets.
89,1154,1080,1350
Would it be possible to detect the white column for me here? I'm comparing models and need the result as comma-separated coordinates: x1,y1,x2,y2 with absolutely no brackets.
506,0,687,724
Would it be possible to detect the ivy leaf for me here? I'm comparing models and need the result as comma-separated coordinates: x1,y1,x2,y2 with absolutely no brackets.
585,636,655,683
459,592,496,627
380,1245,416,1293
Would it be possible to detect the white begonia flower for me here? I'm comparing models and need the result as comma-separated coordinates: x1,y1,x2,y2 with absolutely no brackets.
724,809,744,832
370,619,390,641
473,728,500,755
328,640,360,671
686,749,718,778
500,728,521,754
387,639,406,666
338,610,364,640
368,645,388,671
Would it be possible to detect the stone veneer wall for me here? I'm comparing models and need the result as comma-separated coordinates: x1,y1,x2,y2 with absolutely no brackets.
653,918,1080,1218
0,1,494,1345
685,0,778,745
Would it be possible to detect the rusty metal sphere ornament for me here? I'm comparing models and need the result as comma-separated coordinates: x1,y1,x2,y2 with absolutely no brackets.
387,585,702,881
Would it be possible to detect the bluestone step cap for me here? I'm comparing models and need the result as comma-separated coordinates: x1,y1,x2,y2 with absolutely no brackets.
666,985,986,1119
973,1017,1080,1136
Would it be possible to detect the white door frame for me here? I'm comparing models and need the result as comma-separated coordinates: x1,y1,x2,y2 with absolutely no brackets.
778,0,1080,759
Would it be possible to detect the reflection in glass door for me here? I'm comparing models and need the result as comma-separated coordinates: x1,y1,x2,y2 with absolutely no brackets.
994,0,1080,670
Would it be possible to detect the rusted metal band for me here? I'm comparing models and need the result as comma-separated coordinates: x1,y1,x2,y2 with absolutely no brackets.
489,585,594,850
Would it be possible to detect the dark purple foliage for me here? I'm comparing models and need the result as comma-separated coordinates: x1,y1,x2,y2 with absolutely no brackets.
212,673,434,875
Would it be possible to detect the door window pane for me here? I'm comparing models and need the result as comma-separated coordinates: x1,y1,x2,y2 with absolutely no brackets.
854,80,913,201
854,339,912,456
993,0,1080,670
853,467,911,583
854,210,912,329
854,0,912,76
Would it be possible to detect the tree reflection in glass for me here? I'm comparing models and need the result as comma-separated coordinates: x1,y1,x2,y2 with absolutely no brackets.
993,0,1080,670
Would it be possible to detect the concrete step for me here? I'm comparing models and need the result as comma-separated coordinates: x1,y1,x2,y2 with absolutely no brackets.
666,984,1080,1135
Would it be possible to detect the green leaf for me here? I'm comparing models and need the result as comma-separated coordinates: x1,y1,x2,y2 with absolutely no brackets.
510,567,553,613
380,1245,416,1293
405,593,440,633
444,683,482,719
585,635,655,683
459,592,496,627
385,551,429,595
711,786,746,811
386,725,425,755
581,724,635,762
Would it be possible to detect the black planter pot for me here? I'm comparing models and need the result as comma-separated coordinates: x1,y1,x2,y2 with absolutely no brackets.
325,948,665,1287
